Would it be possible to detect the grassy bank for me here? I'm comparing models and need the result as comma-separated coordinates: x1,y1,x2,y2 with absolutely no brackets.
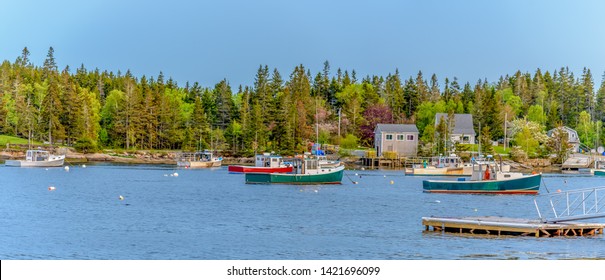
0,135,40,146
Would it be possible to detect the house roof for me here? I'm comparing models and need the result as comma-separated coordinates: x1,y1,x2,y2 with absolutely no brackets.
374,123,418,134
434,113,476,135
546,126,577,134
546,126,579,143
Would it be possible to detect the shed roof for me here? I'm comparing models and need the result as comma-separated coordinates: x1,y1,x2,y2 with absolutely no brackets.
374,123,418,133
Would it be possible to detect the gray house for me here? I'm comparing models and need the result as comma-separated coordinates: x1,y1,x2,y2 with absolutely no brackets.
547,126,580,152
434,113,476,144
374,124,419,157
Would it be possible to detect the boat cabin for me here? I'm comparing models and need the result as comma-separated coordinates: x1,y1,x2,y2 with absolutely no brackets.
26,150,50,162
255,153,286,168
431,154,466,168
178,150,219,162
470,156,523,181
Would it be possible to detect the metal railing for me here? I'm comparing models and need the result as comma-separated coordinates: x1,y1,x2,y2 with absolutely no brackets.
534,187,605,223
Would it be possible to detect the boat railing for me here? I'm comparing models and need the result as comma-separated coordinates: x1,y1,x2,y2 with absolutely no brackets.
533,186,605,223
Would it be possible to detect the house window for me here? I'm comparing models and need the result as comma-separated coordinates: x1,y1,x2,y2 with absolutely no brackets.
397,134,404,141
462,136,470,142
406,134,414,141
386,134,393,140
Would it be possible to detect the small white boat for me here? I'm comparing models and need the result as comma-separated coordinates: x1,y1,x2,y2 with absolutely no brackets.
5,149,65,167
176,150,222,168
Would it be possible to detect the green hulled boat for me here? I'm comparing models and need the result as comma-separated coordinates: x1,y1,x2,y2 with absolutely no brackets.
245,156,344,184
594,170,605,176
423,156,541,194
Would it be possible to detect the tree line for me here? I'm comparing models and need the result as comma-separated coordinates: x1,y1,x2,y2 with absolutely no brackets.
1,47,604,156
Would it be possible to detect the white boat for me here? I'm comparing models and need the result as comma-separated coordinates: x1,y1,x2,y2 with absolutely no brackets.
5,149,65,167
405,154,474,176
176,150,222,168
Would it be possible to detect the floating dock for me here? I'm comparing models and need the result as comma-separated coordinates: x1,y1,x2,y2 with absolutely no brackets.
422,216,605,237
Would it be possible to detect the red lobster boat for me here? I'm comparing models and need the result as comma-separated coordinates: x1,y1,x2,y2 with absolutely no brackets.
228,153,293,174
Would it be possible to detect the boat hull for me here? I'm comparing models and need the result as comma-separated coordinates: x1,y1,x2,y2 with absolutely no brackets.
422,173,541,194
5,157,65,167
228,165,293,174
594,170,605,176
245,166,344,185
177,160,222,168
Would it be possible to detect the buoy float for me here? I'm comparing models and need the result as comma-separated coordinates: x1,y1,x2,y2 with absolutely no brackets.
361,167,365,171
435,200,441,203
48,186,56,191
82,164,86,168
557,189,562,193
383,175,386,178
173,172,179,177
64,166,70,172
355,173,358,176
119,195,124,200
390,180,394,185
474,208,478,212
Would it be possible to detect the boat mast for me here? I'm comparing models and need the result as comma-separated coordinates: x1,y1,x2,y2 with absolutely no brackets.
478,121,482,157
315,94,319,145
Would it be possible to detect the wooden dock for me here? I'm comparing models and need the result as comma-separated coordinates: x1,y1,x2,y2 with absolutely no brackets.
423,216,605,237
359,157,407,169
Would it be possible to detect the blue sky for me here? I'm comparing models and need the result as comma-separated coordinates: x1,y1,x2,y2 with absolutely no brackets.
2,0,604,88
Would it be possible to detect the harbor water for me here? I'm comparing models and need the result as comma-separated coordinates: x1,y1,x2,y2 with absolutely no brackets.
0,163,603,260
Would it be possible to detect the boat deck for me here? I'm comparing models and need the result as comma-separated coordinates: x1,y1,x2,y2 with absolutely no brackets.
422,216,605,237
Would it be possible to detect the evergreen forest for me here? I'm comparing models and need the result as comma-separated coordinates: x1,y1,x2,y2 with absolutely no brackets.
1,47,605,159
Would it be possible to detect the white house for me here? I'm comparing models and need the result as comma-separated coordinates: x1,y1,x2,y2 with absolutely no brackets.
374,124,419,157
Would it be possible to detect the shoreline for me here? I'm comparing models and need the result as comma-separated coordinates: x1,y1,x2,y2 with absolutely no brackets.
0,149,571,173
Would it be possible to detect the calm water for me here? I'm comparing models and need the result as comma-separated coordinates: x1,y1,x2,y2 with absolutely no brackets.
0,163,603,260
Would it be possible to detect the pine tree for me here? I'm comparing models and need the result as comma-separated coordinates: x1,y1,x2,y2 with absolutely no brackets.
60,69,83,146
595,72,605,122
403,77,418,118
214,79,233,129
415,71,429,103
41,75,65,144
384,70,403,121
429,74,440,102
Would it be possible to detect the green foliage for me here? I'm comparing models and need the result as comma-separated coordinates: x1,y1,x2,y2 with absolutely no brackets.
527,105,546,125
501,88,522,117
340,134,359,149
576,111,595,148
479,126,494,154
74,137,98,153
514,126,539,157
